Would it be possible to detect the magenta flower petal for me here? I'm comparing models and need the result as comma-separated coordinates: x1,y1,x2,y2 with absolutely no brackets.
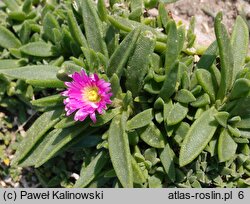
61,69,112,123
90,112,97,123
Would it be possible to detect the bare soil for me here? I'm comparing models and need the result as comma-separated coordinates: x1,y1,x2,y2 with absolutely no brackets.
168,0,250,46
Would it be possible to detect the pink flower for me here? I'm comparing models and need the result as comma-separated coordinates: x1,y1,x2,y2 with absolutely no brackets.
61,70,112,123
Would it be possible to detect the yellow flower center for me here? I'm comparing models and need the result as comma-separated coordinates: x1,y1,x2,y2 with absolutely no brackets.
83,87,100,102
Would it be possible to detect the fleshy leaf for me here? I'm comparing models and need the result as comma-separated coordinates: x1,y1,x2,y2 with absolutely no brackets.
231,16,249,82
215,12,234,100
167,102,188,126
196,69,216,102
190,93,210,108
19,124,89,167
20,41,53,57
214,111,229,128
80,0,108,56
179,107,218,167
125,30,156,96
127,108,154,130
131,156,146,184
91,107,122,127
107,28,141,78
138,122,165,148
174,89,196,103
236,117,250,129
0,65,64,88
74,151,108,187
12,109,63,165
218,129,237,162
160,143,176,182
0,25,21,49
43,12,60,43
159,62,179,101
229,78,250,100
164,20,179,70
108,113,133,188
31,94,64,107
67,10,88,47
196,41,217,70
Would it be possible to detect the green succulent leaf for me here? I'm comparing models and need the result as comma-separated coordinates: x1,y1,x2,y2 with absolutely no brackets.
131,156,146,184
54,116,80,129
67,10,88,47
163,99,173,121
196,41,217,70
0,0,250,189
214,12,234,100
97,0,108,21
174,89,196,103
218,129,237,162
2,0,20,11
128,130,140,146
144,80,162,94
229,96,250,118
19,21,31,44
8,11,26,21
196,69,216,102
0,59,26,69
138,122,165,148
107,28,141,78
19,124,88,167
127,108,154,130
31,94,64,107
179,107,218,167
20,41,53,57
80,0,108,56
231,16,249,81
0,25,22,49
158,3,170,28
43,12,60,43
74,151,108,187
229,78,250,100
236,117,250,129
159,61,179,101
0,65,64,88
12,109,63,165
164,20,179,70
177,26,186,53
160,143,176,182
110,74,122,98
228,125,241,137
126,30,156,97
107,15,167,42
22,0,32,13
154,97,165,109
190,93,210,108
91,107,122,127
108,113,133,188
159,0,179,4
214,111,229,128
167,102,188,126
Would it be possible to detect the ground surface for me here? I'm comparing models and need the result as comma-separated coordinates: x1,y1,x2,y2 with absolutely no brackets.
1,0,250,188
169,0,250,46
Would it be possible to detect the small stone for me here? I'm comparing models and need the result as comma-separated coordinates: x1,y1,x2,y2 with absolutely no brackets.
0,181,6,187
70,173,80,180
147,8,159,17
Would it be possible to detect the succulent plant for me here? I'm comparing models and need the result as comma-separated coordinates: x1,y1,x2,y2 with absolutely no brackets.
0,0,250,188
